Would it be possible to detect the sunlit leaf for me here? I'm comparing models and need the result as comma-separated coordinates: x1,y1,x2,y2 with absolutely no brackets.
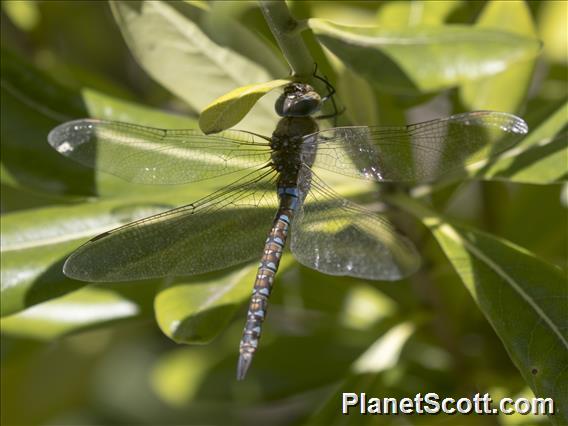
110,0,281,134
391,194,568,425
300,2,378,26
0,189,207,316
82,88,198,130
156,263,259,344
0,285,153,340
335,65,381,126
2,0,40,31
376,0,462,28
469,100,568,184
411,101,568,193
199,79,289,134
155,255,297,345
309,19,541,95
460,1,537,112
538,0,568,64
203,2,287,78
150,348,216,406
340,284,397,330
352,321,414,373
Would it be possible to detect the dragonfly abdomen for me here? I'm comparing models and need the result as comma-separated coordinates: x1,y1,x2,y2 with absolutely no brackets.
237,187,299,380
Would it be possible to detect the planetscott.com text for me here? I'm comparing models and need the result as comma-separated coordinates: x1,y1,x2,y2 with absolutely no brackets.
342,392,554,416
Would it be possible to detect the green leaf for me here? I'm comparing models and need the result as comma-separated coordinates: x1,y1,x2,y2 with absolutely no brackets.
412,101,568,193
0,185,219,316
538,0,568,64
82,88,198,130
1,238,85,318
155,263,257,344
1,47,200,198
460,1,537,112
2,0,40,31
110,0,281,134
351,321,415,374
309,19,541,95
469,100,568,184
155,255,295,344
83,92,203,198
202,2,287,79
336,66,381,126
391,194,568,425
0,48,95,196
1,142,257,315
199,79,289,134
376,0,462,28
0,284,153,340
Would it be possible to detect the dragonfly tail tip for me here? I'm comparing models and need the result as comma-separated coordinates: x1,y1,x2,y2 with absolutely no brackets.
237,353,253,381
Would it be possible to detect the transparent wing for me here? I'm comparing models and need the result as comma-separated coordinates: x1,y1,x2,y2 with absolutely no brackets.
290,168,421,280
64,169,278,282
48,119,272,184
309,111,528,183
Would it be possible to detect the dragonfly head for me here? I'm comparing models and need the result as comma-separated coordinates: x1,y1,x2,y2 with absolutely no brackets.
275,83,321,117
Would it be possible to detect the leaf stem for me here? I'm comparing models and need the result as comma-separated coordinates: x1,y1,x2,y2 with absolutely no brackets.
258,0,314,77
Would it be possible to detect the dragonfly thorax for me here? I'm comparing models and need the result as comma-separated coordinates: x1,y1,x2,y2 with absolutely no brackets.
270,116,318,186
275,82,321,117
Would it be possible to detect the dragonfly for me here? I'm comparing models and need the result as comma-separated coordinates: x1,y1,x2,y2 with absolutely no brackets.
47,81,528,380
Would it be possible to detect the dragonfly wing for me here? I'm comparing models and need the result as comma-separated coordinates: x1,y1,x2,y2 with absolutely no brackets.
290,169,420,280
48,119,271,184
64,169,278,282
310,111,528,183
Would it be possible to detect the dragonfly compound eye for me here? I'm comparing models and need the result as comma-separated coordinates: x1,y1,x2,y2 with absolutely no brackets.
275,93,321,117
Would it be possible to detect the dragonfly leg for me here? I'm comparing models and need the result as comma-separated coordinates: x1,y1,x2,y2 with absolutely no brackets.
315,106,346,121
312,66,344,125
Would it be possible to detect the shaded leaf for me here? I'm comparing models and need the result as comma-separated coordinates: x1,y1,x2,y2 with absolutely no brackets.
496,185,568,271
460,0,537,112
0,48,94,196
309,19,541,95
0,47,200,198
199,79,289,134
110,0,280,134
390,194,568,425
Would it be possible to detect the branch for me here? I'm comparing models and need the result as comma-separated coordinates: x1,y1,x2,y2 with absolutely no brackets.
258,0,313,77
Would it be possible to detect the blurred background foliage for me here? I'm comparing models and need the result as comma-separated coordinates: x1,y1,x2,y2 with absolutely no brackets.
1,1,567,425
